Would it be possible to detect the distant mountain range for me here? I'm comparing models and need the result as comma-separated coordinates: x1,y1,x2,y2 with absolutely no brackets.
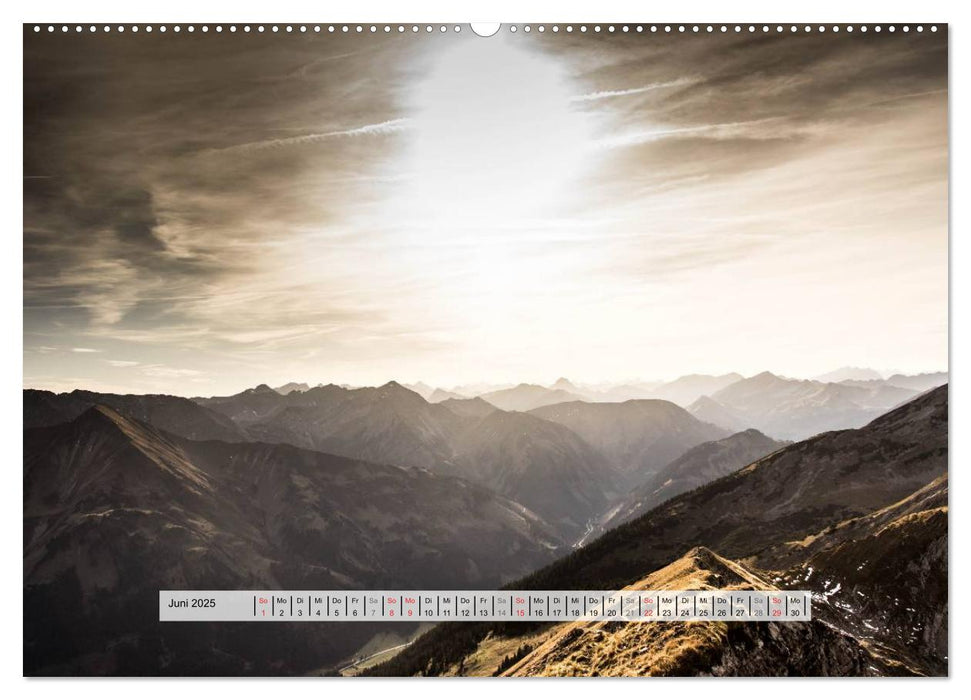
428,388,465,403
646,373,745,407
274,381,311,394
687,395,749,432
882,372,948,392
368,385,948,677
260,368,945,442
528,400,727,486
478,383,587,412
705,371,923,440
813,366,883,383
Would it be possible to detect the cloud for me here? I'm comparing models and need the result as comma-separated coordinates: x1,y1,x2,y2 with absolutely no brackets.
595,117,818,149
141,365,204,378
202,118,412,156
71,347,100,353
107,360,139,367
571,78,695,102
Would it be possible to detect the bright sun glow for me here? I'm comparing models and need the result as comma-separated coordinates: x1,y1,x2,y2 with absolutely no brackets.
397,35,595,231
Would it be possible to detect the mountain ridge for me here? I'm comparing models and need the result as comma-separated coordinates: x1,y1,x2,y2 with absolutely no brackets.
500,547,878,677
367,385,947,677
24,406,566,675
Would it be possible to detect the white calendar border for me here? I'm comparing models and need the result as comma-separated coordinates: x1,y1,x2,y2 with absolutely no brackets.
3,0,963,697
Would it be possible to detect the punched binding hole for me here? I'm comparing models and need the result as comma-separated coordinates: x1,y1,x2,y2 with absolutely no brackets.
470,23,501,37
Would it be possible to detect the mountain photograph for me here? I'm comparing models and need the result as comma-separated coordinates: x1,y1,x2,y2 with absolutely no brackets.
22,22,947,681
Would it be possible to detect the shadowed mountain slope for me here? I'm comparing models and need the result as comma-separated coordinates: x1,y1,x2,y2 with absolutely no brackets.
767,476,948,675
601,429,788,531
202,383,617,540
528,385,946,591
24,407,564,675
205,381,463,470
368,386,947,677
445,410,621,537
439,396,497,418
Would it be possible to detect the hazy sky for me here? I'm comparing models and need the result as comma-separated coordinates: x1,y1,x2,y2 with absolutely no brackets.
24,27,948,395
